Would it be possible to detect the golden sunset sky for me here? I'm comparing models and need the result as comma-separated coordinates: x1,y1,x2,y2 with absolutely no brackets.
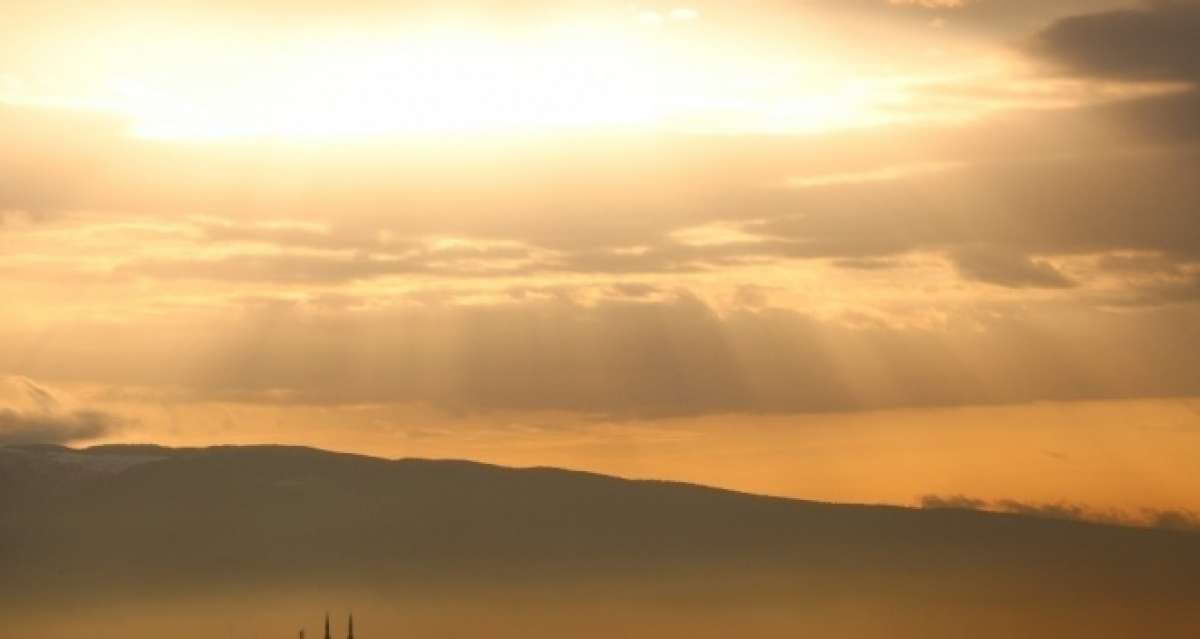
3,0,1199,518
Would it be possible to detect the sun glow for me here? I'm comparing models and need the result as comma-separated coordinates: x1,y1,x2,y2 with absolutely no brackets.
112,26,674,140
1,13,906,141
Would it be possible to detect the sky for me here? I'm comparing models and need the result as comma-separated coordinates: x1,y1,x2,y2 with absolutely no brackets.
2,0,1199,517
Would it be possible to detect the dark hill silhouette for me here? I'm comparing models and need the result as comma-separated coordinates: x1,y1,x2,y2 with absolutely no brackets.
2,444,1198,638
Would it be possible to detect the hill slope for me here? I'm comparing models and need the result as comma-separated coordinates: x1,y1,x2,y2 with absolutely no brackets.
2,444,1198,638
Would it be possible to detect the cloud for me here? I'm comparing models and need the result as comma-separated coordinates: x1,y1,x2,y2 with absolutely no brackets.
199,221,408,252
3,1,1200,424
1031,1,1200,82
1098,272,1200,308
886,0,968,8
1087,88,1200,141
18,376,58,412
919,494,987,510
949,246,1075,289
1148,509,1200,531
0,377,123,445
4,96,1200,294
991,499,1113,523
832,257,909,271
920,493,1200,532
753,148,1200,277
6,292,1200,417
0,409,120,446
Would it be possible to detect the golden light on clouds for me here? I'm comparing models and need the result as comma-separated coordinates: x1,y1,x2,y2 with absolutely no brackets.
6,5,1200,639
2,0,1200,524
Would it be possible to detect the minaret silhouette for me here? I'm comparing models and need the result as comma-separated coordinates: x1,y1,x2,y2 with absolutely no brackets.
347,614,354,639
324,613,331,639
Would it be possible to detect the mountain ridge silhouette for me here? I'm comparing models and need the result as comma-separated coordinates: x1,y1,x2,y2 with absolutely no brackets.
2,443,1198,638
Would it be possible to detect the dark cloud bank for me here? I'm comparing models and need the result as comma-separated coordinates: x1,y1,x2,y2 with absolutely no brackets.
0,378,123,445
1032,0,1200,82
0,408,118,446
921,494,1200,532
